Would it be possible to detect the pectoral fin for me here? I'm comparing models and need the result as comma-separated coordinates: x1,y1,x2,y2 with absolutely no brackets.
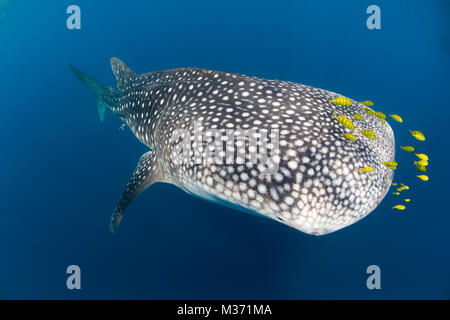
110,151,163,233
97,101,106,122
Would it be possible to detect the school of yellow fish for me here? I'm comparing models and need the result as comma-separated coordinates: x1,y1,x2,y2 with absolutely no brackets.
329,96,429,212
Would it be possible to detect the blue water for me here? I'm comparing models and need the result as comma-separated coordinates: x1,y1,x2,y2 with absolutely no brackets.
1,0,449,299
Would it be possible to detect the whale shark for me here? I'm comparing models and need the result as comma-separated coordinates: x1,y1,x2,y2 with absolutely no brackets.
68,58,395,235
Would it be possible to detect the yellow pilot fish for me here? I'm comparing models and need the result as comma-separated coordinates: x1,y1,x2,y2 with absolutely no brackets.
361,100,374,106
343,132,357,141
392,205,406,210
415,164,427,172
389,114,403,123
375,111,386,119
363,108,376,116
417,175,429,181
410,130,426,141
332,115,355,130
414,160,428,167
359,130,376,140
382,161,398,170
358,166,374,173
330,97,352,106
400,146,414,152
415,153,429,161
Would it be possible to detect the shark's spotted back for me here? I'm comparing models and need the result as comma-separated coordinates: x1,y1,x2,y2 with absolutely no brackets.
69,58,395,235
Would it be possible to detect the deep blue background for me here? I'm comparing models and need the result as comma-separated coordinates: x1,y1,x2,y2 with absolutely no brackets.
0,0,449,299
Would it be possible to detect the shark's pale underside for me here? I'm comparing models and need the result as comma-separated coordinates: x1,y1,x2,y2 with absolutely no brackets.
68,58,394,235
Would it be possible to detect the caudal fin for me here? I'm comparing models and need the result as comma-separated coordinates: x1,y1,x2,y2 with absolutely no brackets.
67,62,111,122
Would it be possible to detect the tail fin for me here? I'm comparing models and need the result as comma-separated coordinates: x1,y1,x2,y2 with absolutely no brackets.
67,62,110,122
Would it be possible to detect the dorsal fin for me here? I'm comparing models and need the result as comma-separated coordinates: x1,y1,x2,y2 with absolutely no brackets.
110,57,136,88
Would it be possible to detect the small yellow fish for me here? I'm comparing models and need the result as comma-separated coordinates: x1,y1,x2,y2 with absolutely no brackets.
332,115,355,130
359,130,376,140
375,111,386,119
364,107,376,116
361,100,374,106
410,130,426,141
358,166,374,173
415,164,427,172
352,114,364,120
404,199,411,202
378,118,386,124
415,153,429,161
414,160,428,167
389,114,403,123
417,175,429,181
343,132,357,141
397,186,409,192
400,146,415,152
400,183,405,186
330,97,352,106
392,192,400,195
392,205,406,210
392,183,398,186
383,161,398,170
